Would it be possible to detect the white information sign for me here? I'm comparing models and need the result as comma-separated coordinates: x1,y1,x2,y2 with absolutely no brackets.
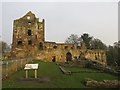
24,64,38,70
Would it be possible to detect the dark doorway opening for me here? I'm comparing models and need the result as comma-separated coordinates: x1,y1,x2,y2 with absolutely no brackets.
66,52,72,62
52,56,56,62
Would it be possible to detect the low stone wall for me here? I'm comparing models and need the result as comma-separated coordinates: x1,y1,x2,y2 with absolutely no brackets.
59,60,120,76
59,66,71,75
85,61,120,76
84,78,120,88
2,58,33,80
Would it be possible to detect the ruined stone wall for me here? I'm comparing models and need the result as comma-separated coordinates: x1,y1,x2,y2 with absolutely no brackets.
34,42,106,65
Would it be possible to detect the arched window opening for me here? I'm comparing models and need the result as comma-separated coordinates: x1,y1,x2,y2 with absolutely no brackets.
52,56,56,62
17,41,22,46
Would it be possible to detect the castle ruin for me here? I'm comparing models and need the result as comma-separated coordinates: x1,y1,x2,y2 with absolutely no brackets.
11,11,106,65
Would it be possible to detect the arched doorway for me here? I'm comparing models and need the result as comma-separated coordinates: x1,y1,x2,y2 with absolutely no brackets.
66,52,72,62
52,56,56,62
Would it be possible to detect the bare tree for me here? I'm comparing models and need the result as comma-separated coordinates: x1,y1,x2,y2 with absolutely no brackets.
65,34,81,45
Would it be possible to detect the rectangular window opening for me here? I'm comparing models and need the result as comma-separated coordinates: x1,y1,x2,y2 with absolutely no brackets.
28,30,32,36
28,40,32,45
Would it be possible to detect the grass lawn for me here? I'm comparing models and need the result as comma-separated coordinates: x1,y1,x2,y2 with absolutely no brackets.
2,60,119,88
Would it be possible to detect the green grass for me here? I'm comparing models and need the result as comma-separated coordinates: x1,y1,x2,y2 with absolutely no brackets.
2,61,119,88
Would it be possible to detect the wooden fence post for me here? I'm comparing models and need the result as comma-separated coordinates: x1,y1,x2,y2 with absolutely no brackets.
26,70,28,78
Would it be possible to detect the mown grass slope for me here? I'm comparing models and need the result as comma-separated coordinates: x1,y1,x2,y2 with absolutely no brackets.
2,61,118,88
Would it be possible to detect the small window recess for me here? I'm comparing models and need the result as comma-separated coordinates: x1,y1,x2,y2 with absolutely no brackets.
28,22,31,25
28,40,32,45
53,46,57,49
64,46,68,49
17,41,22,46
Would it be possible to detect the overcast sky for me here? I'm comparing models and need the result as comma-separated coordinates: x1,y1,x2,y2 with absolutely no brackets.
1,1,118,46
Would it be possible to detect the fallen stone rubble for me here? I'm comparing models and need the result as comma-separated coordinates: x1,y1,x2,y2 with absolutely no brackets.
84,78,120,88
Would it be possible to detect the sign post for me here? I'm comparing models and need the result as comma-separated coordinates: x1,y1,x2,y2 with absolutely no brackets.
35,70,37,78
26,70,28,78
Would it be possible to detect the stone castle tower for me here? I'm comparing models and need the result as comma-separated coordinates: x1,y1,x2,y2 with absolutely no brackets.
12,11,45,57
